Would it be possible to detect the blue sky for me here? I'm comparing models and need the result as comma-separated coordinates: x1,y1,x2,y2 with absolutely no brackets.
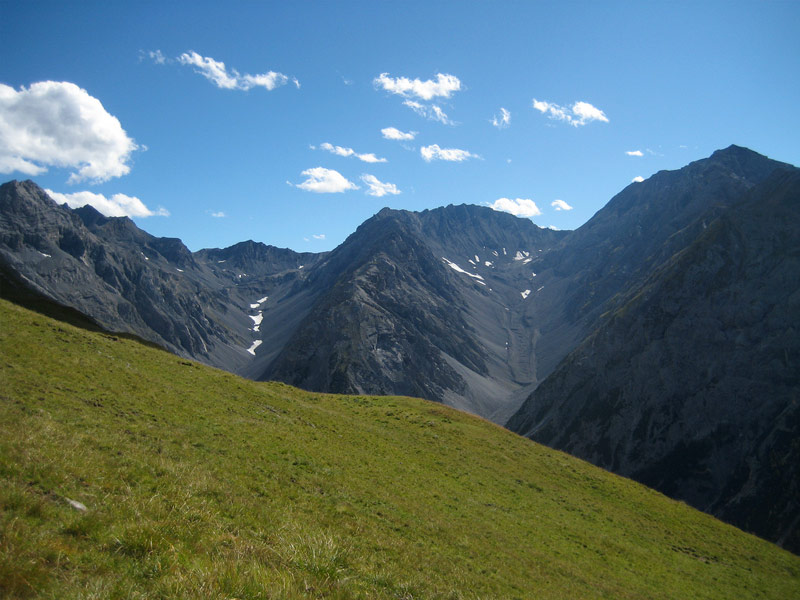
2,0,798,252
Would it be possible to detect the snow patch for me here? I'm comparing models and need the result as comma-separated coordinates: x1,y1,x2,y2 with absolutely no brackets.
298,265,304,269
468,259,476,266
492,250,499,257
474,255,480,263
485,261,493,267
531,272,537,277
141,252,149,261
217,260,226,263
246,340,262,355
513,250,530,261
250,312,263,331
441,257,485,281
39,251,51,258
176,268,184,273
537,285,545,292
521,289,531,299
502,248,507,255
523,258,533,264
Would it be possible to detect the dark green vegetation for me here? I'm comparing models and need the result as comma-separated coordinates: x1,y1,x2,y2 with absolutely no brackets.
1,298,798,599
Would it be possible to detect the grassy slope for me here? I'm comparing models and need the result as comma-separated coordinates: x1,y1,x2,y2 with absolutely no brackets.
0,298,798,599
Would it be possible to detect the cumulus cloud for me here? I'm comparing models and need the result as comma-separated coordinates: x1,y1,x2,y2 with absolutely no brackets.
295,167,358,193
0,81,139,183
177,51,297,91
361,174,400,197
381,127,416,141
532,98,608,127
317,142,386,163
46,189,168,218
489,198,542,218
145,49,167,64
551,199,573,211
491,107,511,129
420,144,478,162
632,176,645,183
374,72,461,100
626,150,643,157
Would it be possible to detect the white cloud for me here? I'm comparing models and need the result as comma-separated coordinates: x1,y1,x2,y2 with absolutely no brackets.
551,199,573,211
361,174,400,197
296,167,358,193
210,211,225,218
532,98,608,127
420,144,478,162
374,72,461,100
626,150,643,157
381,127,416,141
312,233,326,240
46,189,168,218
177,51,296,91
0,81,139,183
491,107,511,129
318,142,386,163
632,176,645,183
146,49,166,64
402,100,453,125
489,198,542,218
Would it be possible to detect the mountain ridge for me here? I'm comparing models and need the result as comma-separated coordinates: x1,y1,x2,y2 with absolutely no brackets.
1,144,798,550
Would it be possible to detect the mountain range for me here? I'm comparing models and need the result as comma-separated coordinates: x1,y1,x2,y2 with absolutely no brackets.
1,145,798,552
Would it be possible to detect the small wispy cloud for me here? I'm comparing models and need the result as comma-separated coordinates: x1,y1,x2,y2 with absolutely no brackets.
295,167,358,193
491,107,511,129
403,100,453,125
361,174,400,197
315,142,387,163
489,197,542,218
420,144,479,162
46,189,168,218
312,233,326,240
632,176,645,183
210,211,226,218
532,98,608,127
626,150,644,157
175,51,298,91
551,199,573,211
374,72,462,100
381,127,416,141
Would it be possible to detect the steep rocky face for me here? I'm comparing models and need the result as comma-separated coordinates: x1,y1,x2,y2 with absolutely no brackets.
262,205,568,420
0,180,315,373
507,162,800,552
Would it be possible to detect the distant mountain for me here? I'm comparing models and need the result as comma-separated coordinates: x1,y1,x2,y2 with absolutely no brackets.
1,145,798,551
507,146,800,552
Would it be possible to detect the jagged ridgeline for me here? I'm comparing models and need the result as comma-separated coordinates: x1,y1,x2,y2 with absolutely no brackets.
1,298,799,598
1,145,799,553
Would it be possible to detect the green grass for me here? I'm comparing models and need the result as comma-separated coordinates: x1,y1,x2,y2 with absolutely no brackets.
1,297,798,599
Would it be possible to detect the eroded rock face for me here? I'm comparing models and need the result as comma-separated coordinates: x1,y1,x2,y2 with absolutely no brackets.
507,154,800,553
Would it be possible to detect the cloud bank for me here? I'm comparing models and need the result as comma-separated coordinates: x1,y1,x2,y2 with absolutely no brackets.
0,81,139,183
489,198,542,218
532,98,608,127
296,167,358,193
46,189,168,218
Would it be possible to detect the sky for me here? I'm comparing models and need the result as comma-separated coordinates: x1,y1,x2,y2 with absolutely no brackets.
1,0,798,253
